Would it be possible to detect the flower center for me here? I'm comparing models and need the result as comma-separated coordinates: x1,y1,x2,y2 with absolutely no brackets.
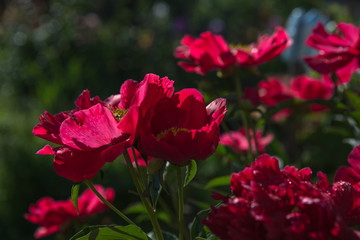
230,43,250,52
156,127,188,140
109,107,128,121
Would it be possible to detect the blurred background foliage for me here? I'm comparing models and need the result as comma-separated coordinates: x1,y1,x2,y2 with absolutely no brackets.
0,0,359,239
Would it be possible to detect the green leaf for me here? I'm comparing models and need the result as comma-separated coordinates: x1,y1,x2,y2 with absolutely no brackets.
184,160,197,187
190,208,211,239
204,175,231,190
124,203,147,215
255,118,265,129
71,183,81,215
149,172,161,207
70,225,149,240
148,231,178,240
346,91,360,111
215,144,226,155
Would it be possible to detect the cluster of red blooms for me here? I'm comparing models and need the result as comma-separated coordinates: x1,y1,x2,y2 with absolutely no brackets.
174,26,344,119
174,27,292,75
29,19,360,240
257,74,334,119
203,153,360,240
33,73,227,182
175,22,360,85
29,74,226,237
25,185,114,238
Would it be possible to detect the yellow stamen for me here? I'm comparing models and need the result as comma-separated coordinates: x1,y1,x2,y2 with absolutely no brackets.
109,107,128,121
156,127,188,140
230,43,250,52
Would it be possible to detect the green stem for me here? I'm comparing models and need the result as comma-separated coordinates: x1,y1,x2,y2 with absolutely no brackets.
234,69,254,163
221,121,243,158
131,147,146,188
83,179,136,226
123,151,164,240
248,114,259,156
241,110,254,163
176,166,184,240
158,197,177,229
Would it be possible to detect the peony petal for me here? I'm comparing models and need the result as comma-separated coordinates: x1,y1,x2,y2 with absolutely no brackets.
253,27,292,65
303,52,354,74
138,133,185,163
51,146,107,182
132,74,175,116
348,145,360,173
60,104,124,150
206,98,227,122
334,166,360,185
117,106,141,144
37,145,55,155
337,22,360,46
173,88,207,129
177,61,205,75
34,225,59,239
335,58,360,84
119,79,139,109
181,34,195,46
75,89,103,110
104,94,121,107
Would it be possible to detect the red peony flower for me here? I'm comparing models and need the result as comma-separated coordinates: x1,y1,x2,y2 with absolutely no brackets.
335,144,360,186
303,22,360,85
203,154,360,240
33,74,174,182
234,27,292,67
220,128,273,154
258,77,293,107
290,75,334,111
137,88,226,164
258,77,293,119
318,172,360,227
258,75,334,117
174,31,236,75
174,28,291,75
243,86,261,107
25,185,115,239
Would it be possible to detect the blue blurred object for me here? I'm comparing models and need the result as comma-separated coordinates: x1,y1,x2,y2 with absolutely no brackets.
282,8,329,67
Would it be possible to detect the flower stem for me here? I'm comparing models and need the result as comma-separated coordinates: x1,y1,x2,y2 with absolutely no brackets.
131,147,146,188
249,115,259,156
83,179,136,226
123,150,164,240
234,69,255,163
241,111,254,163
176,166,184,240
221,121,244,160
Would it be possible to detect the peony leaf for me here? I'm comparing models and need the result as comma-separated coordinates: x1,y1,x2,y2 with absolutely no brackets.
124,203,147,215
184,160,197,187
190,208,211,239
149,172,161,208
69,225,149,240
215,144,226,155
71,183,81,215
148,231,178,240
346,91,360,111
204,175,231,189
